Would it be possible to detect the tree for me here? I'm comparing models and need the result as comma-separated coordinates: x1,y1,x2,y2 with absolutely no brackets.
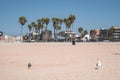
37,19,43,32
55,18,63,33
64,18,71,31
69,14,76,30
90,29,96,37
52,17,63,41
44,18,50,30
27,24,32,33
37,19,41,32
19,16,27,41
52,17,58,40
44,18,50,41
69,14,76,24
78,27,83,41
78,27,83,34
41,18,46,31
27,24,32,41
31,22,37,32
81,30,88,38
64,14,76,32
31,22,38,41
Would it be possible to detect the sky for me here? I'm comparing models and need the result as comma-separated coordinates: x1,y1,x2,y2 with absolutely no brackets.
0,0,120,36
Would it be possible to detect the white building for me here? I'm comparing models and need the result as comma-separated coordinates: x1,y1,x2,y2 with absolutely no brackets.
81,35,90,42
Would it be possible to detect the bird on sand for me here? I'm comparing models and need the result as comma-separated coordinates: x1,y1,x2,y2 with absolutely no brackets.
28,62,32,69
95,58,101,70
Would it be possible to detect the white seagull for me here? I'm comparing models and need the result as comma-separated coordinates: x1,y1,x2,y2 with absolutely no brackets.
95,58,101,70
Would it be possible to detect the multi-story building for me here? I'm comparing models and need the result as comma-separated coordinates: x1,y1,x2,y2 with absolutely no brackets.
90,29,100,41
99,28,120,41
99,29,109,41
111,29,120,41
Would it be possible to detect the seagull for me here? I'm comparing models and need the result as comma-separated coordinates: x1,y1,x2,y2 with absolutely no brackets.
28,62,32,69
95,58,101,70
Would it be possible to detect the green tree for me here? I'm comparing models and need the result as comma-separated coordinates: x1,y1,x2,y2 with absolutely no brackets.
52,17,63,41
64,14,76,32
27,24,32,40
31,22,38,41
64,18,71,31
69,14,76,24
27,24,32,33
81,30,88,38
41,18,46,31
37,19,44,32
31,22,37,32
78,27,83,34
90,29,96,37
52,17,58,40
68,14,76,31
19,16,27,41
44,18,50,30
55,18,63,33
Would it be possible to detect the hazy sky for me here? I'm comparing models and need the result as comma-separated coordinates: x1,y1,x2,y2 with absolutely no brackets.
0,0,120,35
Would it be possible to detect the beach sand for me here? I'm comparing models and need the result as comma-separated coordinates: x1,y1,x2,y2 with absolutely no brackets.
0,42,120,80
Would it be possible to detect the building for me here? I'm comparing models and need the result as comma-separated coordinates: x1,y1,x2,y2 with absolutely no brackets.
41,30,52,41
81,35,90,42
90,29,100,41
57,31,76,42
99,29,109,41
111,29,120,41
99,28,120,42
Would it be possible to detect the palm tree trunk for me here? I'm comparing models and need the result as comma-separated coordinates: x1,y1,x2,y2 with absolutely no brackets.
45,25,47,41
72,23,73,31
56,29,58,41
54,27,56,41
20,25,23,42
29,30,32,41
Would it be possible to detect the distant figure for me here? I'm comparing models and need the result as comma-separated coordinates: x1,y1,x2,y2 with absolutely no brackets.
28,62,32,69
95,58,101,70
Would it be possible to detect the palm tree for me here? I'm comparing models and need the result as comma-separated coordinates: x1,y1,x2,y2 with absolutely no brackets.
41,18,46,31
37,19,41,32
19,16,27,41
81,30,88,38
37,22,41,33
68,14,76,31
59,18,63,25
90,29,96,36
64,14,76,32
27,24,32,33
27,24,32,41
31,22,38,40
64,18,71,31
78,27,83,41
37,19,43,32
44,18,50,41
44,18,50,30
31,22,37,32
52,17,63,41
55,18,63,33
69,14,76,23
78,27,83,34
52,17,58,41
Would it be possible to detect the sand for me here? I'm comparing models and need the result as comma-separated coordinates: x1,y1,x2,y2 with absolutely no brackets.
0,42,120,80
